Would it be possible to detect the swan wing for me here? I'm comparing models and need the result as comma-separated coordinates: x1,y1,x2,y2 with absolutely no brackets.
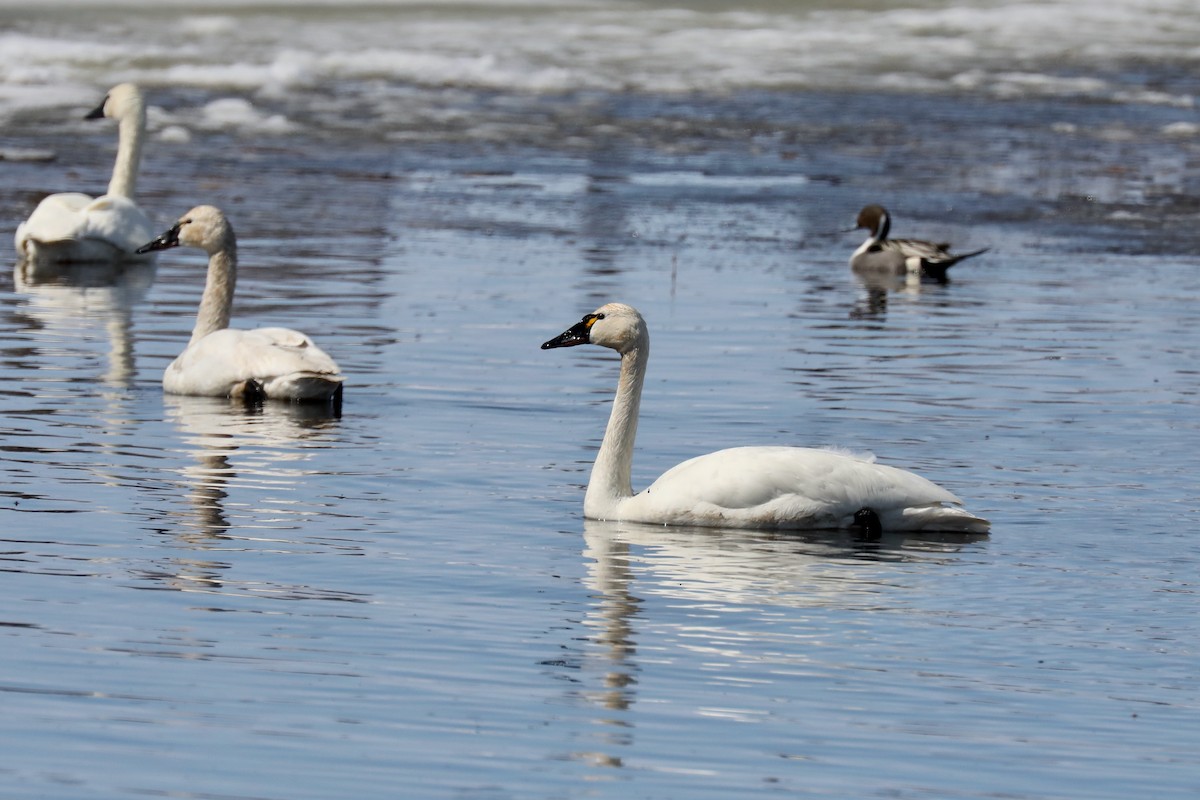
622,446,985,531
16,193,95,249
73,195,156,253
164,327,343,400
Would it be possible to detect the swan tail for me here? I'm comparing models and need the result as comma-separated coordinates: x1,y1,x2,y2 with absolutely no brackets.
889,504,990,534
263,373,345,404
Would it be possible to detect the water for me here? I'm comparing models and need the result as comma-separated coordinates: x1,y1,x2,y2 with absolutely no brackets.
2,1,1200,798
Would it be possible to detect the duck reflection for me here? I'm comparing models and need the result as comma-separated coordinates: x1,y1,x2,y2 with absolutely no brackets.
13,255,157,386
849,267,924,320
143,395,356,600
566,519,986,767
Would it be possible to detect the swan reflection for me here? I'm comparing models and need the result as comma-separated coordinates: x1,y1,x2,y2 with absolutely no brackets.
167,394,342,539
140,395,363,603
585,519,982,610
13,256,157,387
568,519,986,767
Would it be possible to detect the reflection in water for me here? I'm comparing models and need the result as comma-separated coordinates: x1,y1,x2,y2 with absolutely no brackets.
12,256,157,387
849,268,925,320
575,125,633,310
581,170,628,270
144,395,364,602
571,519,986,768
167,394,342,539
575,521,640,768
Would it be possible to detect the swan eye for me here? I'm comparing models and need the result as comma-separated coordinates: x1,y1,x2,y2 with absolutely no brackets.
594,313,605,320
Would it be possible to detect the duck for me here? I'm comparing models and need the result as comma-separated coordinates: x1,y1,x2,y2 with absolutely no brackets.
850,204,987,281
542,303,989,533
15,83,156,264
136,205,345,404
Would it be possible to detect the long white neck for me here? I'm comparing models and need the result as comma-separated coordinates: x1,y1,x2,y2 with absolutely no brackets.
584,339,648,519
107,103,145,198
191,245,236,345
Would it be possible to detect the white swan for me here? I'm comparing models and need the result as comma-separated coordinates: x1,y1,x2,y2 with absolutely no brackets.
136,205,345,404
15,83,156,264
542,303,989,533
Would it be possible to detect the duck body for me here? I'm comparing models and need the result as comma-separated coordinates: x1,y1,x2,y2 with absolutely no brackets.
15,84,155,264
850,204,987,281
543,303,988,533
138,205,344,405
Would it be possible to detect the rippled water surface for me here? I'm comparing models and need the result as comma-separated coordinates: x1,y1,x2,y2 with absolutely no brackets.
3,2,1200,798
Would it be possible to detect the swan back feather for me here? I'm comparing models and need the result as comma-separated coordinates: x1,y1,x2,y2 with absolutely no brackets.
163,327,344,400
624,445,982,532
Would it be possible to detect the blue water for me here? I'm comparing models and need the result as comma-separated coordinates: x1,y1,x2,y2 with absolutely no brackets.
3,2,1200,798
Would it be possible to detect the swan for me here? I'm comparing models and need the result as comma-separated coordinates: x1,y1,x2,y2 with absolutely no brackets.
136,205,345,404
15,83,156,264
542,303,989,533
850,204,988,281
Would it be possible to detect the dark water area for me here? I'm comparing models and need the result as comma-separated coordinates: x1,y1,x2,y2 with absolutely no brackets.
1,78,1198,799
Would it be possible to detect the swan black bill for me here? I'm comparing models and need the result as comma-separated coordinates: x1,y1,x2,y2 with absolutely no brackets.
136,223,182,255
85,96,108,120
541,317,595,349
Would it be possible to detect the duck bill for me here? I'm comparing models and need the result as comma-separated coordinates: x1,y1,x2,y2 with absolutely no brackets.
541,319,593,350
136,223,181,255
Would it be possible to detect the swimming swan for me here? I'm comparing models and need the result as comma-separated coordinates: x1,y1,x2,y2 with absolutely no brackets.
136,205,345,404
542,303,989,533
15,83,156,263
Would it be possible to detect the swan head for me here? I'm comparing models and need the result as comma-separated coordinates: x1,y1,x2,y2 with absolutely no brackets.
542,302,646,355
137,205,234,256
86,83,144,123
